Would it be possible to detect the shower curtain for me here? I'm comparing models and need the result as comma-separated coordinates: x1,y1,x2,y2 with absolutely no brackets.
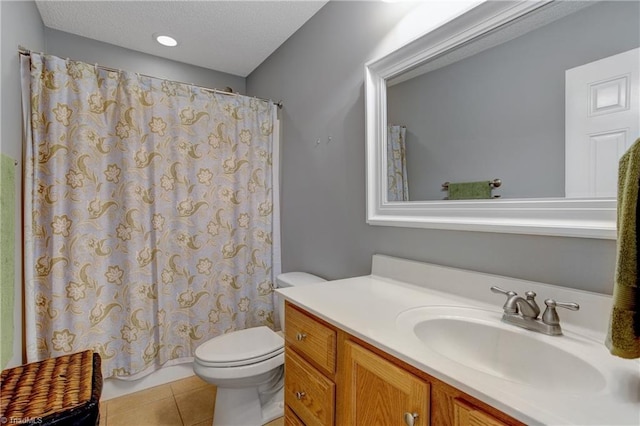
21,52,281,379
387,125,409,201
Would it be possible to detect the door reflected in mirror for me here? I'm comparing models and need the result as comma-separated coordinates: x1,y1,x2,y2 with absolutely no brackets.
386,1,639,202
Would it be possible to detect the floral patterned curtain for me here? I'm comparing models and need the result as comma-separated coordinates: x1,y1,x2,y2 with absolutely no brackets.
387,125,409,201
22,53,279,379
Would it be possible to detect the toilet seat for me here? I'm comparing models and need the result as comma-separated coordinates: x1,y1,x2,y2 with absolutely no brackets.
194,326,284,368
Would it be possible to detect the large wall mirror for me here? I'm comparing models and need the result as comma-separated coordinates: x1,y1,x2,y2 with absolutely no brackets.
365,0,639,239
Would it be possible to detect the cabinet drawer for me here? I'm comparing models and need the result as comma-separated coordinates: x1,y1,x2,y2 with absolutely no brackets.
285,347,335,426
454,399,508,426
285,303,336,374
285,405,306,426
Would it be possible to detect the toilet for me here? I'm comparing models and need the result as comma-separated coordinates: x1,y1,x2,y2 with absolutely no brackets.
193,272,326,426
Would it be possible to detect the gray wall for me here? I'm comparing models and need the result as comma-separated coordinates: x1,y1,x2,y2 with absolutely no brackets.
44,28,245,94
1,0,46,368
247,1,618,295
387,1,640,200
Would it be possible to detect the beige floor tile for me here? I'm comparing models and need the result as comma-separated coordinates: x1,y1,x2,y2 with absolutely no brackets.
99,401,108,426
108,384,173,416
170,375,210,395
174,386,216,426
107,396,181,426
191,419,212,426
264,416,285,426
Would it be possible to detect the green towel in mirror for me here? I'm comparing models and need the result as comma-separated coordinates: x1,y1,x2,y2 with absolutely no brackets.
606,137,640,359
448,181,492,200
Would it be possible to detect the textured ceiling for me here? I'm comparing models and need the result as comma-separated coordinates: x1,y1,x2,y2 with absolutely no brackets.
35,0,328,77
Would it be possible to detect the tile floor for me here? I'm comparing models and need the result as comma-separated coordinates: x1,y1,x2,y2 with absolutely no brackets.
99,375,284,426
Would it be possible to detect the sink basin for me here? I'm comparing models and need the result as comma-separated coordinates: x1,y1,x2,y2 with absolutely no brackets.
396,306,606,393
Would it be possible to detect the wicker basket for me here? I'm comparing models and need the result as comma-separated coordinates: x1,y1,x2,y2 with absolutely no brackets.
1,350,102,426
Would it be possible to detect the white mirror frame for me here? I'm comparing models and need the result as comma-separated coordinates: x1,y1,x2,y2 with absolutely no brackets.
365,0,616,239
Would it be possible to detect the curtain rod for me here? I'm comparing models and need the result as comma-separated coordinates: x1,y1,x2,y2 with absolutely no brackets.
18,47,283,109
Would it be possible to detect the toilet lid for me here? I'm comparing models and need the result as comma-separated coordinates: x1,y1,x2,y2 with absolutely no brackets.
195,326,284,366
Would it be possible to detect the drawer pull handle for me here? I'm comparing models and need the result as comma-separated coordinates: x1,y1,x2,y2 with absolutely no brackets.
295,391,306,400
403,412,419,426
296,332,307,341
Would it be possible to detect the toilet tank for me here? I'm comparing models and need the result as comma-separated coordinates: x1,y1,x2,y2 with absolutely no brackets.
276,272,326,331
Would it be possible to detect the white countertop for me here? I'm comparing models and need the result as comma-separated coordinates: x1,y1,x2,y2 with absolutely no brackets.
277,255,640,426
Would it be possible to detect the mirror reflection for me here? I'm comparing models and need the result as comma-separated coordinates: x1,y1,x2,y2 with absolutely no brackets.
386,1,639,202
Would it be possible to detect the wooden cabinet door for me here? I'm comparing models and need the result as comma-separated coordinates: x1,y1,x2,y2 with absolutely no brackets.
453,399,508,426
343,340,430,425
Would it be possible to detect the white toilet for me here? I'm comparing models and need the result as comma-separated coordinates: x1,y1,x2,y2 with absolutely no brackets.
193,272,326,426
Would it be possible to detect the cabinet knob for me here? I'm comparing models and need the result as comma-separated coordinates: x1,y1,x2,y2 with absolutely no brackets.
403,412,419,426
296,332,307,341
295,391,306,400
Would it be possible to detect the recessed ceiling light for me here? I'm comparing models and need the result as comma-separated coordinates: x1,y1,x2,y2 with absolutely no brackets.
154,34,178,47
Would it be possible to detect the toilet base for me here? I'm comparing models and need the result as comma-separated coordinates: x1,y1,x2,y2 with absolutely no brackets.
212,386,284,426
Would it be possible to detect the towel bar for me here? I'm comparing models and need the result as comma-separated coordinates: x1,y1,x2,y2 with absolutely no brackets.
442,178,502,190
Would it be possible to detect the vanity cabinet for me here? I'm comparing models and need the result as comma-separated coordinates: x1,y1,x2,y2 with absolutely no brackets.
284,302,522,426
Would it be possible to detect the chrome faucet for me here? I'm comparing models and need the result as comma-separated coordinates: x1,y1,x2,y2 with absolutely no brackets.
490,286,579,336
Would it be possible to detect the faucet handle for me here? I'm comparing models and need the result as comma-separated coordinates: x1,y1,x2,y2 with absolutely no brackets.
491,286,516,296
542,299,579,326
545,299,580,311
490,286,518,314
